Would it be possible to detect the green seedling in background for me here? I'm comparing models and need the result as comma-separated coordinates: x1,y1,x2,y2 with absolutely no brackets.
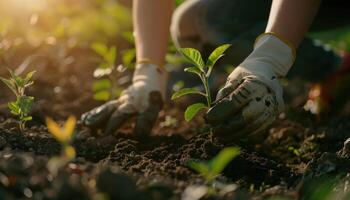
0,69,35,131
120,31,136,68
188,147,240,182
175,0,185,6
91,42,125,101
172,44,231,121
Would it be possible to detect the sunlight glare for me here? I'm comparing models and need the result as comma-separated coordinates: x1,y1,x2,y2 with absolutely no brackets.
7,0,48,13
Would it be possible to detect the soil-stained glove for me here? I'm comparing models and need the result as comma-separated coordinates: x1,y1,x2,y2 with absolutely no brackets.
205,33,296,140
81,63,168,137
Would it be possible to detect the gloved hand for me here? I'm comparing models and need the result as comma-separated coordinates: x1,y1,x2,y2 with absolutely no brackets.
81,62,168,137
205,33,295,140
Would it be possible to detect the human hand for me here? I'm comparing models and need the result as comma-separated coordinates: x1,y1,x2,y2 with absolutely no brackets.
81,63,167,137
205,33,295,140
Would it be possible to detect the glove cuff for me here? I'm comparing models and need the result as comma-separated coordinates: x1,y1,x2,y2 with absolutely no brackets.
254,32,296,58
133,63,165,82
132,63,168,99
242,32,295,77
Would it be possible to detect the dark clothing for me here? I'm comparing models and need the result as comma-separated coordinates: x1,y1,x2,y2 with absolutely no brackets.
175,0,350,82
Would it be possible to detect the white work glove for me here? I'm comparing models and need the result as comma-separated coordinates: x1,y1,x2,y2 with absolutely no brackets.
205,33,295,140
81,63,168,137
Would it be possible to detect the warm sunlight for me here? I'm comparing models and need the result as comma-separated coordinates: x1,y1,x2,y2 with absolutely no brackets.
0,0,350,199
4,0,48,13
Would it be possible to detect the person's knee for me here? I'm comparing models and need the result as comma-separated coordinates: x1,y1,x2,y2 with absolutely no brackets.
171,0,206,50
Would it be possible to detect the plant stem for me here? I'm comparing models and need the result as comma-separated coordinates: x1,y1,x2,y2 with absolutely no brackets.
19,121,25,132
204,78,211,107
109,72,117,100
200,74,211,107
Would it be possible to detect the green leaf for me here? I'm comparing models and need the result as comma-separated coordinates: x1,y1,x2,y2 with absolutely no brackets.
24,71,36,85
21,116,33,121
206,44,231,76
12,76,25,88
16,78,26,88
94,90,110,101
184,103,207,121
8,101,18,111
188,160,209,175
92,79,111,92
207,44,231,67
209,147,240,175
7,69,25,88
0,77,17,96
188,147,240,181
91,42,108,56
121,49,136,67
171,88,204,100
121,31,135,44
104,46,117,65
10,111,19,116
178,48,205,69
184,67,202,76
8,68,17,80
25,71,35,81
175,0,185,6
17,96,34,115
8,101,20,115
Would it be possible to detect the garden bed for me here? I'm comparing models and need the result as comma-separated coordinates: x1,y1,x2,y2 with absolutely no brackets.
1,58,350,200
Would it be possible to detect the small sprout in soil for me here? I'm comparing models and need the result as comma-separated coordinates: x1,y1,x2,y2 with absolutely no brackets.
188,147,240,183
91,42,125,101
46,116,76,159
172,44,231,121
46,116,77,175
0,69,35,131
288,146,301,157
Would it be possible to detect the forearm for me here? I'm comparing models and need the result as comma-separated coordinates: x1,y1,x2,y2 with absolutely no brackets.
133,0,173,68
265,0,321,48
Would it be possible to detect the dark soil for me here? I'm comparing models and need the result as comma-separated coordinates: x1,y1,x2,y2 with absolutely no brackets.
1,49,350,200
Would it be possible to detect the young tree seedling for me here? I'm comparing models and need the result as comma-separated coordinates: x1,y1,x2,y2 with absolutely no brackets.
171,44,231,121
46,116,76,175
91,42,126,101
188,147,240,183
0,69,35,131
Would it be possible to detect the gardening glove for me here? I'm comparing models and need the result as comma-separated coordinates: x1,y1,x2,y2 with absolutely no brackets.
205,33,296,140
81,62,168,137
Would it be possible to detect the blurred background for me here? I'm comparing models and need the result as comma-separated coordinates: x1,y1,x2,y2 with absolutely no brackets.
0,0,135,118
0,0,349,120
